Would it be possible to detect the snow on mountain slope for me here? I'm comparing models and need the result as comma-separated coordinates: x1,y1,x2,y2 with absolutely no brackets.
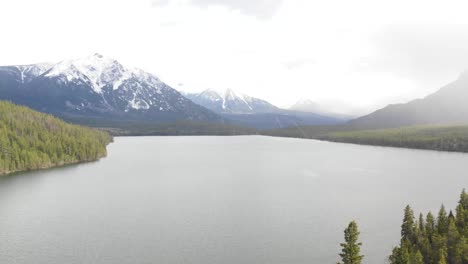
185,88,280,114
45,53,145,94
0,63,53,84
289,98,321,112
0,54,219,122
16,63,54,83
183,89,348,129
289,98,355,120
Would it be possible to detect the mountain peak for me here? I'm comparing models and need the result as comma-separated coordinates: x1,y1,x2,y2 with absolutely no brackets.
224,88,235,94
0,57,219,122
351,72,468,129
295,98,316,105
93,53,104,59
185,89,279,114
199,89,223,101
14,63,54,83
289,98,324,114
457,70,468,81
291,98,319,108
223,88,240,100
44,54,129,94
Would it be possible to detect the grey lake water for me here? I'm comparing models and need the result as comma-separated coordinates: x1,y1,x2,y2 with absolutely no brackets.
1,136,468,264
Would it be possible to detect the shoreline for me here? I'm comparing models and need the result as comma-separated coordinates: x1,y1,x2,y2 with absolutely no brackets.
0,152,109,177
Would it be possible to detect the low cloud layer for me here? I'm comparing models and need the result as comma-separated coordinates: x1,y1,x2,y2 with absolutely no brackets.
152,0,283,18
369,24,468,83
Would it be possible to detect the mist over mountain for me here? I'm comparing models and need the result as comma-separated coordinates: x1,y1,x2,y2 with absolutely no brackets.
350,72,468,129
184,89,347,129
0,54,349,132
0,54,220,124
289,99,321,113
289,99,356,120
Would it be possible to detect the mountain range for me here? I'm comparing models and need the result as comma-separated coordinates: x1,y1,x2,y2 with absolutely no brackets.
289,98,322,113
3,53,466,134
0,54,347,131
288,99,355,120
0,54,219,125
184,89,280,114
184,89,347,129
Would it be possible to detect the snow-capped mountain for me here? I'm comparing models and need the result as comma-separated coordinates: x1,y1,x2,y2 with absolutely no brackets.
0,55,347,131
0,63,53,88
289,98,355,120
289,99,322,113
185,89,280,114
183,89,346,129
15,63,54,83
0,54,219,123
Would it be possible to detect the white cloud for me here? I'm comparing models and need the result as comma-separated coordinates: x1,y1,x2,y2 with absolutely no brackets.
369,24,468,82
153,0,284,18
1,0,468,115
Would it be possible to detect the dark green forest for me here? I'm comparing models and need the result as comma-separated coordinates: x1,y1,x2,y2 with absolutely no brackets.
388,190,468,264
61,114,258,136
97,120,258,136
0,101,112,175
324,126,468,153
265,125,468,153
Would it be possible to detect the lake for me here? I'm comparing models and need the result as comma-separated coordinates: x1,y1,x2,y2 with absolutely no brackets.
1,136,468,263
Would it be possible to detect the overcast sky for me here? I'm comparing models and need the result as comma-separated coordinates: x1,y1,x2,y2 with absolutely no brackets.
1,0,468,115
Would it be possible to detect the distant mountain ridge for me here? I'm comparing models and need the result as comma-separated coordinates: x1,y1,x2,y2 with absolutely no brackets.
0,54,219,124
0,54,348,132
185,89,347,129
185,89,280,114
289,98,322,113
350,72,468,129
289,98,356,120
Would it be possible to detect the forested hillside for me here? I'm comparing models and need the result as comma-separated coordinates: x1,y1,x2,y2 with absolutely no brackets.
323,126,468,153
100,120,258,136
389,190,468,264
0,101,112,175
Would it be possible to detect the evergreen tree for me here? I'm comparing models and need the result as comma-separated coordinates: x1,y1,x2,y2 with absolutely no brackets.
338,221,364,264
447,219,462,264
449,210,455,221
411,250,424,264
460,189,468,209
438,247,447,264
438,205,449,235
402,205,416,242
419,213,426,235
456,203,465,231
426,212,436,239
401,246,410,264
456,189,468,236
389,247,404,264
